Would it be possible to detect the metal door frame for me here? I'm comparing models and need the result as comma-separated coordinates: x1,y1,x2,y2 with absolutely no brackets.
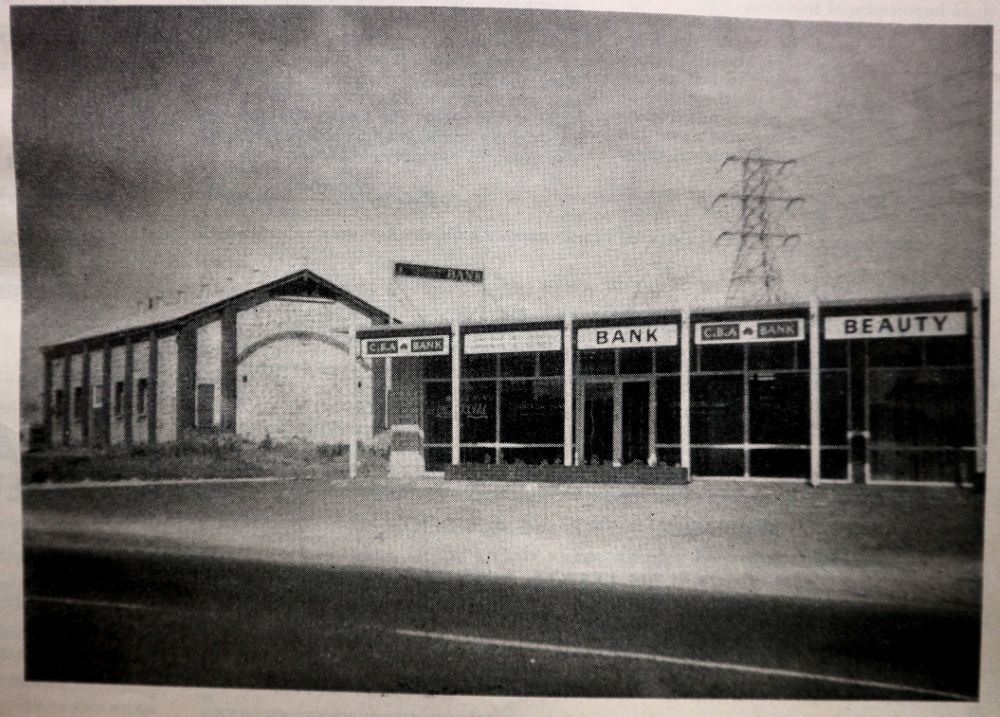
575,376,653,467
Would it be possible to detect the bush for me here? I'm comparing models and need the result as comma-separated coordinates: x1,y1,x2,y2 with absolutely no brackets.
316,443,348,458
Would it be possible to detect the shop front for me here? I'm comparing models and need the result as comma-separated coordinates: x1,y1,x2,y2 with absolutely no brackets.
356,291,986,485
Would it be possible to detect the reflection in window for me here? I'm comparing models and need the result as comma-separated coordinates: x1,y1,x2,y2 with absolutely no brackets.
870,449,974,483
620,348,652,374
869,369,974,447
692,448,743,476
867,339,922,368
699,344,743,372
539,351,563,376
691,375,743,443
423,381,452,444
461,446,496,464
749,373,809,445
462,354,496,378
750,448,809,478
656,376,680,444
655,346,680,374
460,380,496,443
820,372,848,446
748,342,796,371
579,350,615,375
499,379,563,444
423,355,451,379
499,352,535,378
501,446,563,465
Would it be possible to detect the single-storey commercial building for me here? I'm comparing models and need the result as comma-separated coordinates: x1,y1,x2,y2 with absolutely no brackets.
40,271,987,486
358,291,987,486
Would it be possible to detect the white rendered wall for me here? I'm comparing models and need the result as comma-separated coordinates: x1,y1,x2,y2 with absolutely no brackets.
156,335,177,443
235,299,374,446
132,340,149,444
69,353,83,444
196,320,221,428
110,345,125,445
237,299,366,351
49,357,65,446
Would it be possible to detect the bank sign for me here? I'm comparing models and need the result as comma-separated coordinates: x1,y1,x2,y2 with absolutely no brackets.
824,312,967,340
695,319,804,344
577,324,678,350
465,329,562,354
362,334,450,357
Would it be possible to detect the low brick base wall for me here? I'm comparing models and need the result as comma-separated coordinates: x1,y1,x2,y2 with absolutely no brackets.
444,463,690,485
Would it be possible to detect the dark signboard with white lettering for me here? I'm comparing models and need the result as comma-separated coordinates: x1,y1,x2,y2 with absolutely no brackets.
362,334,450,357
695,319,804,344
395,262,484,283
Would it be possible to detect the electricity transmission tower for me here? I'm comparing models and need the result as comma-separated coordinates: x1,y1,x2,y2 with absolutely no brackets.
713,155,804,305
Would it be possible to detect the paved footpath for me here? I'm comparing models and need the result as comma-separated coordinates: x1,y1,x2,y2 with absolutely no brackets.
21,476,984,611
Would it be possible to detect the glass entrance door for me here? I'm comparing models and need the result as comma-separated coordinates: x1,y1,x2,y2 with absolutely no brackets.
581,382,614,465
621,381,650,466
577,379,652,466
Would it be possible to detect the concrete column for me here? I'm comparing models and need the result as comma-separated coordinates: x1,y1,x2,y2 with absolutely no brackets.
43,354,53,449
348,325,357,480
101,342,112,447
563,313,573,466
61,350,71,446
220,306,238,433
81,348,90,445
123,337,134,447
147,331,158,444
384,357,392,430
972,288,986,480
451,322,461,465
809,298,821,486
176,324,197,440
680,307,691,471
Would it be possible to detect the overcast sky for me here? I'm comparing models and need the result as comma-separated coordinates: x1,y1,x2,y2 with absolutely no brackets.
12,6,991,412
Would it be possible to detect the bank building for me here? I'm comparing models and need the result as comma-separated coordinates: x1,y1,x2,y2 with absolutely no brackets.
39,269,987,487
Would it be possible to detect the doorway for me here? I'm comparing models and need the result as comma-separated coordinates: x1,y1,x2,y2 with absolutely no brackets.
577,378,652,466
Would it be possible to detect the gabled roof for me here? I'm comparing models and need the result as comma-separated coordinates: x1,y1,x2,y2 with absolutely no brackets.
43,269,390,355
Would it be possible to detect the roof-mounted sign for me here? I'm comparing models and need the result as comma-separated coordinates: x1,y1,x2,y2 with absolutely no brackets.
577,324,678,350
695,318,804,344
362,334,450,357
824,312,967,340
464,329,562,354
394,262,484,283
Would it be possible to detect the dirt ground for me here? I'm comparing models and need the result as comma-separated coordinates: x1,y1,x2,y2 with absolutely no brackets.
21,476,984,611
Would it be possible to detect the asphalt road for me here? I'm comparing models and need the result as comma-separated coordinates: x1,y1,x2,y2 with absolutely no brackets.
23,544,980,699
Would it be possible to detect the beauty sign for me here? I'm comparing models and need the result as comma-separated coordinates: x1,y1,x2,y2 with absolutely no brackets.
824,313,967,340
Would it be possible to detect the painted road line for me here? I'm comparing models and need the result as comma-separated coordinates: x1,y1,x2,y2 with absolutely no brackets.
27,595,182,613
21,475,310,490
394,628,973,700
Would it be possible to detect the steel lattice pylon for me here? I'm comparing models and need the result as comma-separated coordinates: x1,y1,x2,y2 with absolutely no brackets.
713,156,803,305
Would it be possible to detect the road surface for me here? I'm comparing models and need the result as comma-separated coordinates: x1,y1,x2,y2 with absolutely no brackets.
23,544,980,699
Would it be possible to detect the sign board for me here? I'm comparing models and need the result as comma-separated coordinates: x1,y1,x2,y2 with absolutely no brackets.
695,318,804,344
394,262,484,283
824,312,967,340
464,329,562,354
577,324,678,350
362,335,450,357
